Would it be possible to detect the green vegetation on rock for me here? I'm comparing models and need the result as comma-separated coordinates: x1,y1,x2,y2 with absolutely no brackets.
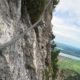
43,65,52,80
53,0,59,8
26,0,46,24
50,33,60,80
51,48,60,79
26,0,59,24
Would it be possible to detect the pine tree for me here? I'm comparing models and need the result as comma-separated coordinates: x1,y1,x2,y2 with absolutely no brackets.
50,34,60,79
51,48,60,79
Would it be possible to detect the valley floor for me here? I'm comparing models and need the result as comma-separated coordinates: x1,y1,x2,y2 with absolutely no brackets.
56,56,80,80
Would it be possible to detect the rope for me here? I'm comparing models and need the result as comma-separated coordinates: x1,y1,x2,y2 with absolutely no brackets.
0,0,52,50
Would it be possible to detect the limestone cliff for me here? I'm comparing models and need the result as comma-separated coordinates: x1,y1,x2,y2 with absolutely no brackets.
0,0,53,80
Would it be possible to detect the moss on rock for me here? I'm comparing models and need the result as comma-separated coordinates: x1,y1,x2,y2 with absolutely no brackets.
26,0,46,24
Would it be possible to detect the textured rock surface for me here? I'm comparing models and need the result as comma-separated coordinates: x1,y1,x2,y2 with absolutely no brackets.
0,0,53,80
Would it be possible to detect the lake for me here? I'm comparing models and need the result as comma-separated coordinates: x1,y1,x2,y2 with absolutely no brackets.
56,42,80,60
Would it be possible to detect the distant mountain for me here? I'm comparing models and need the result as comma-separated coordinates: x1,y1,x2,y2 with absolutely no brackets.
55,42,80,58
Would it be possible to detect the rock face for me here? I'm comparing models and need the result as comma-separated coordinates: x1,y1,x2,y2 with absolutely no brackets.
0,0,53,80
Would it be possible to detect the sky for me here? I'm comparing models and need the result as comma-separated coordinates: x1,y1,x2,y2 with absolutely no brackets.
51,0,80,48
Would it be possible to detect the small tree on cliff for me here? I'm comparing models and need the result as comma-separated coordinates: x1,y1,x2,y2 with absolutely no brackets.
51,48,60,79
50,33,60,79
53,0,59,8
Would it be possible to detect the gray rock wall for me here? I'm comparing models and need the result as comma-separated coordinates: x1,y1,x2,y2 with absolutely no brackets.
0,0,53,80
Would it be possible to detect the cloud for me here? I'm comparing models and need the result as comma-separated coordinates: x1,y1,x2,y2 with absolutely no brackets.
53,0,80,27
56,0,80,14
52,16,80,35
51,16,80,48
51,0,80,48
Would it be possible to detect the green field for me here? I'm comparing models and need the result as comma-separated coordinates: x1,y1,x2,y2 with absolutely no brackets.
58,58,80,74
